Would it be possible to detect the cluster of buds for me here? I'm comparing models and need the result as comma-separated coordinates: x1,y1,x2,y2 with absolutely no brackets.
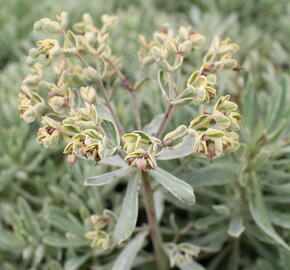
19,64,46,123
172,69,217,105
189,95,241,158
122,131,160,171
37,116,61,148
19,12,122,163
172,37,239,106
139,25,205,71
165,243,200,268
19,12,242,169
203,36,239,72
85,210,115,250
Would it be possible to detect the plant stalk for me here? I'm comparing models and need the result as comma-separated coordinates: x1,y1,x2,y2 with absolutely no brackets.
155,103,175,138
141,171,168,270
105,57,142,129
97,80,125,135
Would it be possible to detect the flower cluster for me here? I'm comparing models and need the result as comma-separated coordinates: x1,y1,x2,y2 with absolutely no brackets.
165,243,200,268
172,37,239,105
139,25,205,71
189,95,241,158
18,12,121,163
122,131,160,171
85,210,115,249
19,12,242,169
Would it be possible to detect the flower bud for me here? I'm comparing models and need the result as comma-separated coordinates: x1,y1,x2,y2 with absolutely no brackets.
22,108,35,123
32,103,45,115
164,39,177,56
23,74,41,88
41,19,61,34
179,40,192,55
150,46,163,60
136,158,147,170
80,86,97,104
84,66,101,81
33,20,42,31
67,154,77,165
179,26,190,40
222,58,237,70
29,48,39,59
49,96,66,113
58,11,68,29
190,32,206,49
48,130,60,148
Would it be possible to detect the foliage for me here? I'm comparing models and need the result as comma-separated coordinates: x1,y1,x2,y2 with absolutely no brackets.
1,0,290,270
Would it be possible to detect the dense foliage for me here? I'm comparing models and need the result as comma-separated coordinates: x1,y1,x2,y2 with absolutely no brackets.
1,0,290,269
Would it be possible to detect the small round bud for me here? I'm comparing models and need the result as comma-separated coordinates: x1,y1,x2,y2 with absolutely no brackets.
136,158,147,171
29,48,39,59
22,108,35,123
179,40,192,55
33,21,43,31
80,86,97,104
190,32,206,49
42,19,61,34
67,154,77,165
49,96,66,113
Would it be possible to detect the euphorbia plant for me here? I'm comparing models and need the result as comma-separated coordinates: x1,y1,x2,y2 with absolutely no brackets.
19,12,241,270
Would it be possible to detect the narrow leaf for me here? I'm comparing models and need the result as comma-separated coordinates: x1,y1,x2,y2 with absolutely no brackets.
114,174,140,244
178,260,206,270
85,166,130,186
150,167,195,205
43,234,89,248
100,155,127,167
45,206,85,238
112,232,147,270
0,231,26,250
269,210,290,229
65,254,90,270
228,214,245,238
249,173,290,251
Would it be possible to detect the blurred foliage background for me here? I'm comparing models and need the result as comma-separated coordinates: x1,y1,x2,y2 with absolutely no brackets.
1,0,290,269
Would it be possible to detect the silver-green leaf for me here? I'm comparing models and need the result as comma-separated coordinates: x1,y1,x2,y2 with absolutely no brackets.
85,166,130,186
112,232,147,270
114,174,140,244
249,173,290,251
228,213,245,238
150,167,195,205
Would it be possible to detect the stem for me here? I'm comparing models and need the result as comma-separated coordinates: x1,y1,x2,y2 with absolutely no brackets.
105,57,142,130
141,171,168,270
155,71,178,138
155,103,175,138
131,90,142,129
97,80,125,135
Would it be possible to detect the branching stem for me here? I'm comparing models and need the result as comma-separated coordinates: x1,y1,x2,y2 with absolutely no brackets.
105,58,142,129
141,171,168,270
97,80,125,135
155,103,175,138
